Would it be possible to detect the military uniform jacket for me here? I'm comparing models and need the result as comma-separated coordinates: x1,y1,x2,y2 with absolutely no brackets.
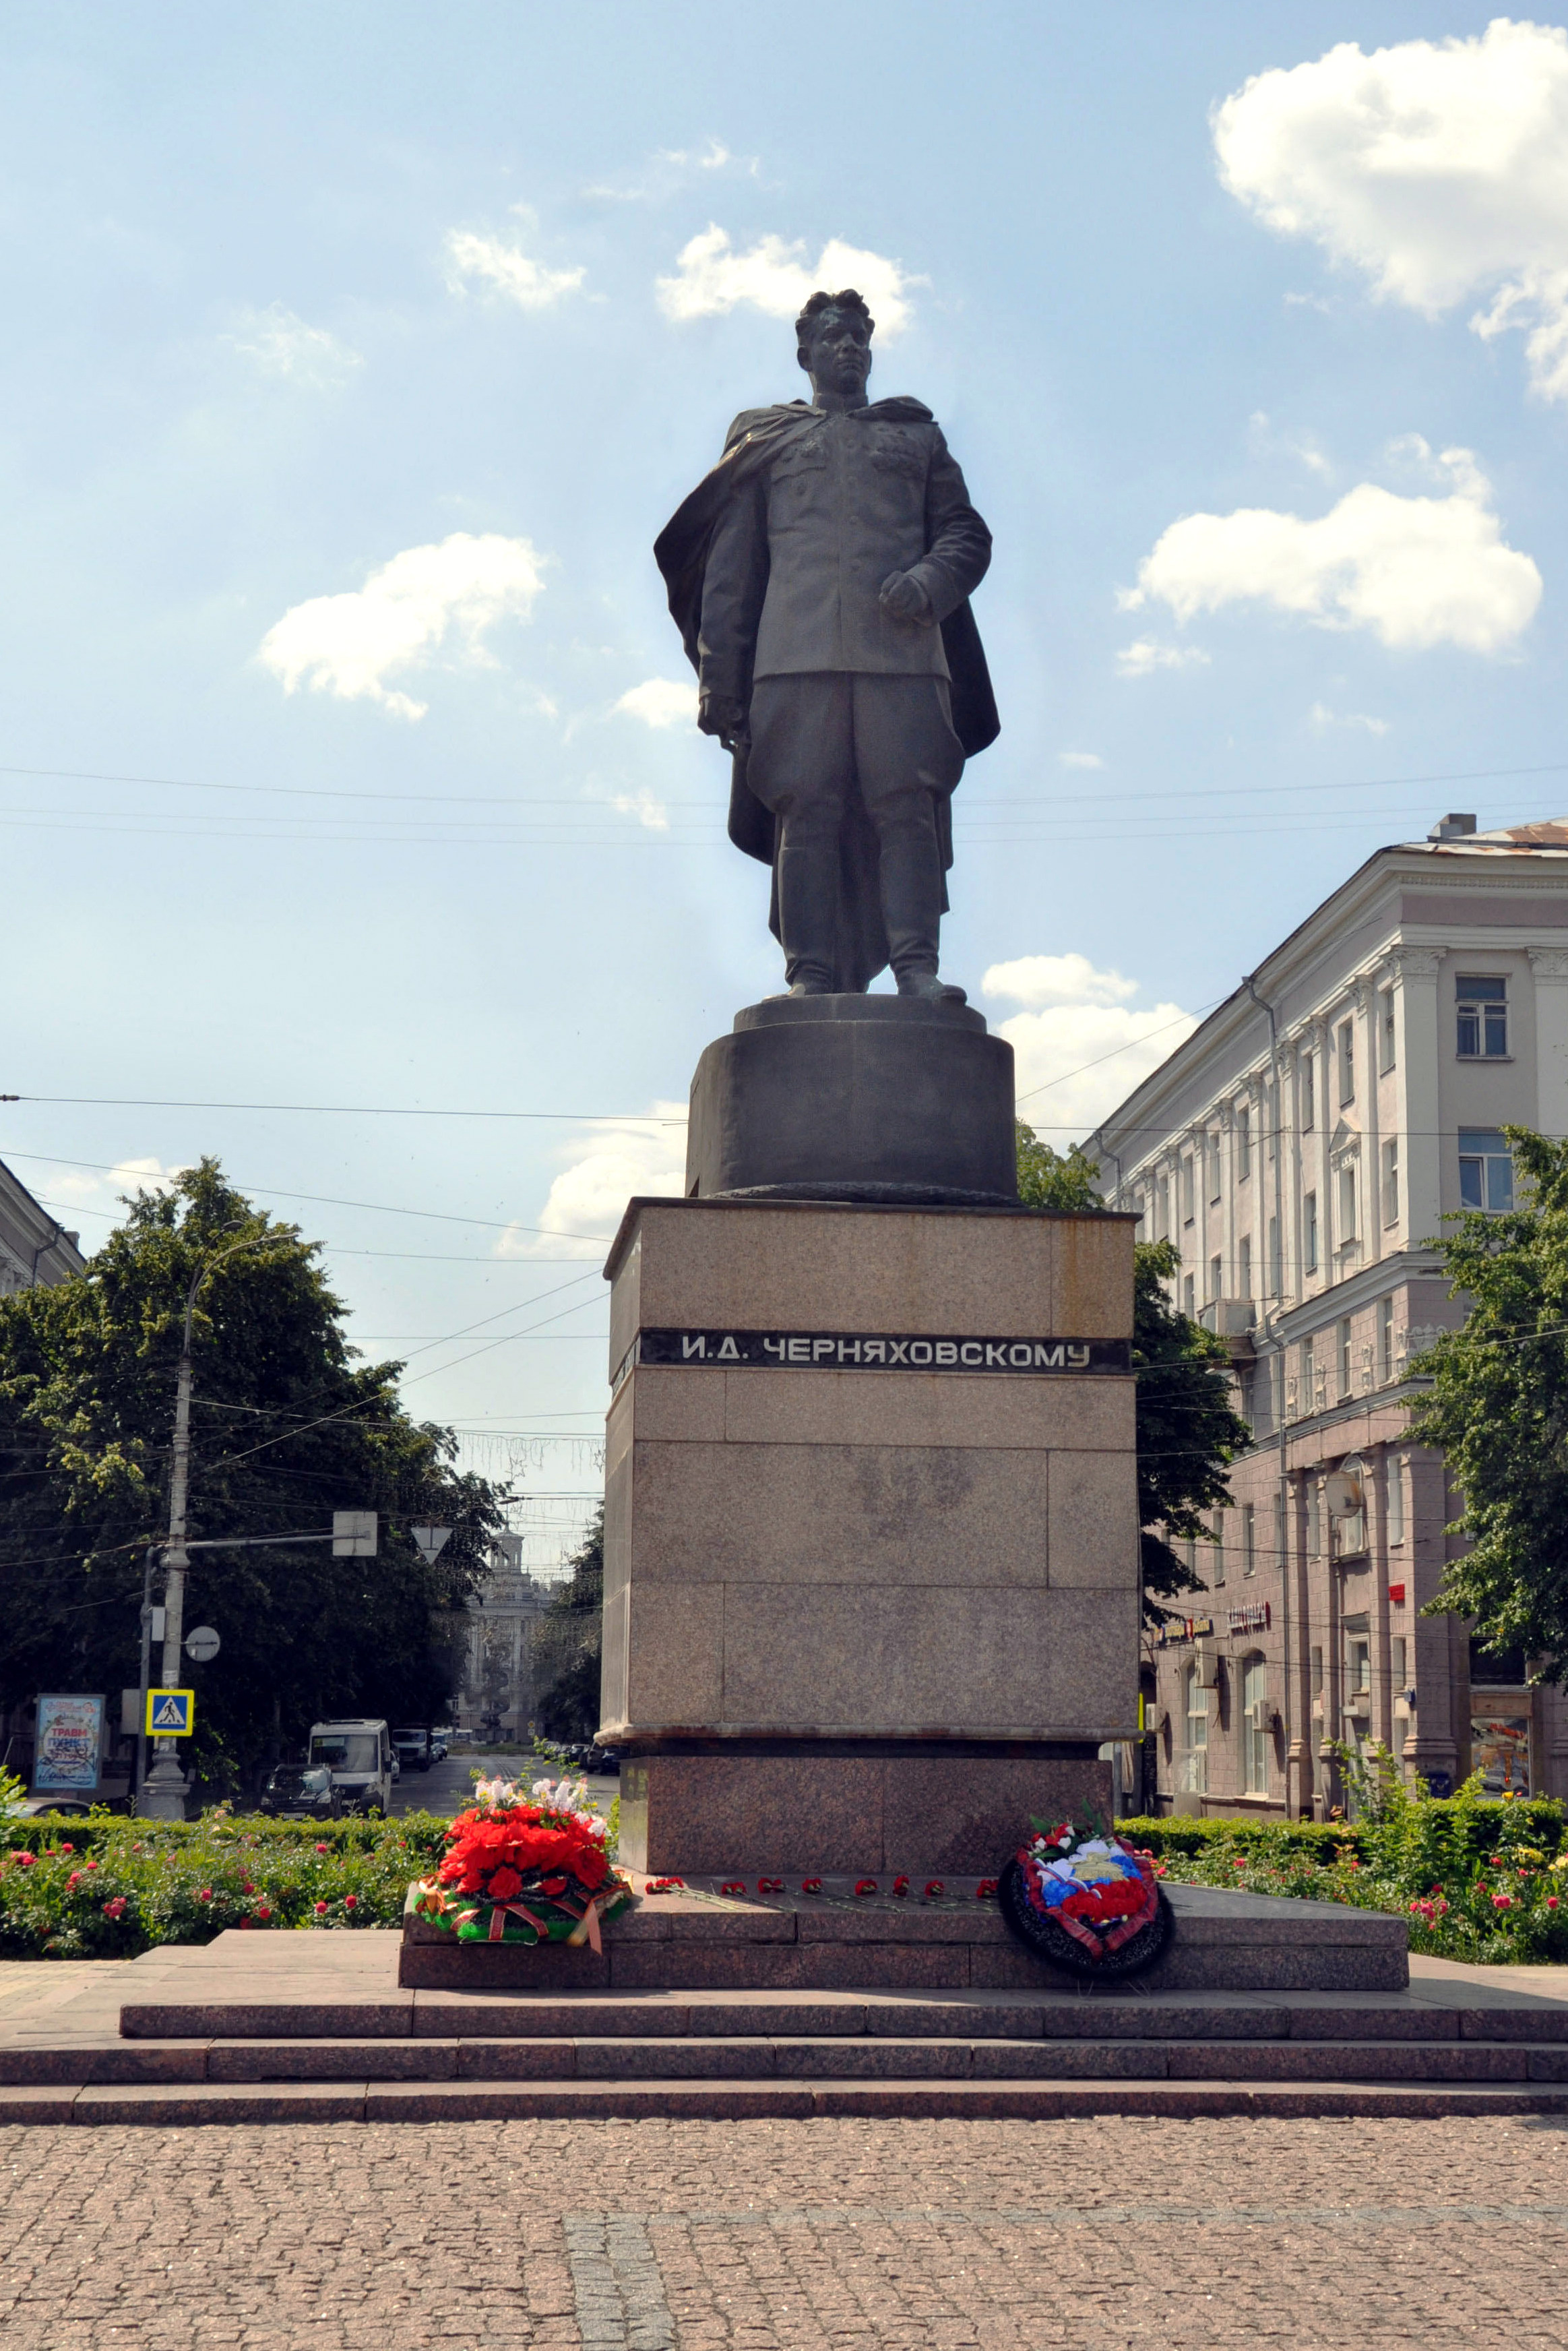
695,400,993,705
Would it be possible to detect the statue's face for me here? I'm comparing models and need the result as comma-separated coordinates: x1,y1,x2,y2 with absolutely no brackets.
801,307,872,396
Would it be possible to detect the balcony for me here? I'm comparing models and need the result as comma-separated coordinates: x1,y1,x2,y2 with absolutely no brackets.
1199,1297,1257,1361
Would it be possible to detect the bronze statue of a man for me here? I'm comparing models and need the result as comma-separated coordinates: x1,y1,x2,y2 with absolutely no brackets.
656,289,997,1000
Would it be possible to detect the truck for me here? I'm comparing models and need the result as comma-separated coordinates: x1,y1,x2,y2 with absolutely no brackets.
391,1726,433,1772
307,1717,395,1814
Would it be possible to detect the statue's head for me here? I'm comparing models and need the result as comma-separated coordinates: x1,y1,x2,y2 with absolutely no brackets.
796,288,873,399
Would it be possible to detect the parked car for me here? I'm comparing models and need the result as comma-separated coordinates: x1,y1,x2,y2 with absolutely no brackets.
12,1796,94,1818
307,1718,394,1814
391,1727,433,1772
429,1730,449,1763
257,1763,340,1819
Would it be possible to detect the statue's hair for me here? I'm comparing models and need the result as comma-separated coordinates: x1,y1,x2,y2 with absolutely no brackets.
794,286,875,345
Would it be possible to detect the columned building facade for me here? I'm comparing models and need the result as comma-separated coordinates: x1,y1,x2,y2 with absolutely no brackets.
1090,816,1568,1816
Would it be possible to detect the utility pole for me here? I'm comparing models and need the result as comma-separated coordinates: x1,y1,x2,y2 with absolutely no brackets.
138,1231,265,1821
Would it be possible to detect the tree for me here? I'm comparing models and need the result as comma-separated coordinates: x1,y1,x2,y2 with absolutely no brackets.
0,1160,508,1792
1408,1127,1568,1683
533,1506,604,1742
1015,1122,1249,1621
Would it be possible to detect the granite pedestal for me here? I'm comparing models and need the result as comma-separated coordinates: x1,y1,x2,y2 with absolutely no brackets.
685,994,1017,1205
598,1194,1139,1879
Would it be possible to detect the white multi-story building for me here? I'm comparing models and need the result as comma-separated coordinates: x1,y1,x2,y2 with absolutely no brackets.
0,1155,84,1295
1089,813,1568,1816
456,1533,553,1736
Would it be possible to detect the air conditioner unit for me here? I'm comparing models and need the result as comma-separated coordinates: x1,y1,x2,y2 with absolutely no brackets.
1143,1703,1168,1734
1246,1699,1275,1731
1198,1298,1257,1360
1344,1690,1371,1717
1192,1640,1220,1689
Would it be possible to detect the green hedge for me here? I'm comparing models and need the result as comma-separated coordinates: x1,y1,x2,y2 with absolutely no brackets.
5,1810,441,1860
1117,1797,1564,1864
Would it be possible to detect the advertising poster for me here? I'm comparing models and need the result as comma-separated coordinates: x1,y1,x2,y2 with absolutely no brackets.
32,1693,104,1792
1471,1711,1532,1797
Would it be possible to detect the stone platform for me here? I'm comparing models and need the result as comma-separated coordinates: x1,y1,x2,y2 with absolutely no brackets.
397,1878,1408,1994
8,1915,1568,2124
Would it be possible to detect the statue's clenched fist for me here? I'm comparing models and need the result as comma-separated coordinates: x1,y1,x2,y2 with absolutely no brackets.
879,570,935,625
697,689,750,750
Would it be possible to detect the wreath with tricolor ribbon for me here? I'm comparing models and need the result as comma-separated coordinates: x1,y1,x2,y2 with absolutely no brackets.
413,1775,632,1951
998,1813,1170,1976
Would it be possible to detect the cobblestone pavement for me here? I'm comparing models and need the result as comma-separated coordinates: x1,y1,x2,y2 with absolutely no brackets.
4,2114,1567,2348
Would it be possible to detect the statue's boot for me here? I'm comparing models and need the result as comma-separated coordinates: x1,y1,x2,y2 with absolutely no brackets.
776,830,840,995
877,795,967,1005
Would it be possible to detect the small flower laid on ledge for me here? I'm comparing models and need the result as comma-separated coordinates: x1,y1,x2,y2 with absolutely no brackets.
923,1880,945,1898
801,1879,823,1895
891,1876,910,1897
853,1879,878,1897
645,1877,686,1893
719,1881,746,1897
757,1877,784,1894
976,1879,999,1899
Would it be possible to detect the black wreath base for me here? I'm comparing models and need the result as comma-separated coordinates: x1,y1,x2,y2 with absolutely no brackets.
998,1858,1173,1979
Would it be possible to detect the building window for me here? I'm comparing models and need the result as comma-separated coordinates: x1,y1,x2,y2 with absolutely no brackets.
1302,1053,1315,1131
1379,985,1396,1073
1338,1163,1357,1242
1156,1176,1170,1240
1241,1655,1269,1795
1307,1487,1321,1557
1212,1511,1226,1587
1267,1215,1280,1297
1379,1296,1395,1384
1387,1452,1405,1545
1457,975,1507,1059
1238,1233,1252,1298
1274,1490,1286,1573
1381,1138,1400,1227
1266,1080,1278,1163
1311,1644,1324,1699
1183,1664,1208,1794
1391,1637,1407,1698
1206,1133,1222,1204
1346,1632,1371,1695
1183,1271,1195,1317
1338,1316,1353,1398
1209,1254,1222,1302
1339,1018,1354,1105
1459,1129,1515,1213
1242,1501,1255,1578
1237,1106,1251,1180
1305,1190,1319,1273
1181,1157,1195,1223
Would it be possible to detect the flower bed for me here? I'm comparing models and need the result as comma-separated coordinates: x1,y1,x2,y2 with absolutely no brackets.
0,1808,452,1959
1120,1783,1568,1965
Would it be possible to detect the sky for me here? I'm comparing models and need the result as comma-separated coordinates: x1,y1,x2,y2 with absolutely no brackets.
5,2,1568,1569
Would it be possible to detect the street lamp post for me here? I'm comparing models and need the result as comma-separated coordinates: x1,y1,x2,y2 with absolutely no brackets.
138,1232,265,1820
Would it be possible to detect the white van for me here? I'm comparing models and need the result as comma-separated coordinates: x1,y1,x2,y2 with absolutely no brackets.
308,1718,394,1814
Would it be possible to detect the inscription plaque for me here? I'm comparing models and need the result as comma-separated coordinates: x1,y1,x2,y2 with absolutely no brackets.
615,1326,1131,1391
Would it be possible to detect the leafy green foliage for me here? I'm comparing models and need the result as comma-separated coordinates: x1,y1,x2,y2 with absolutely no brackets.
0,1160,507,1792
533,1506,604,1742
1122,1777,1568,1963
0,1808,454,1957
1407,1128,1568,1682
1015,1125,1249,1622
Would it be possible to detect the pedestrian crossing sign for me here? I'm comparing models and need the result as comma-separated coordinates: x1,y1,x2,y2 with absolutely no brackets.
146,1688,195,1736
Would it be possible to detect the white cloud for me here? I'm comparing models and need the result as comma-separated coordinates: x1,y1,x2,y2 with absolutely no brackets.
444,228,586,311
1214,20,1568,401
655,139,753,174
609,789,669,832
42,1156,185,1210
656,226,918,335
499,1105,687,1259
222,303,360,387
258,532,546,721
982,958,1197,1134
983,954,1137,1010
1309,700,1389,736
1116,638,1212,678
1122,448,1540,654
1057,750,1104,770
614,677,696,729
